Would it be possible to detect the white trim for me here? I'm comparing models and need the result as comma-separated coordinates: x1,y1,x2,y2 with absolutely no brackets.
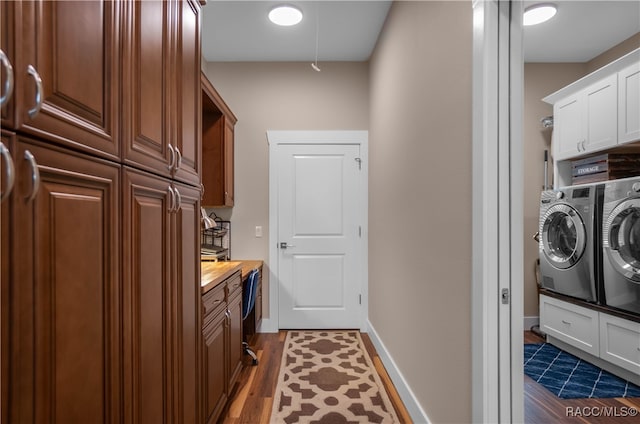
266,130,369,332
472,1,524,422
472,1,500,422
523,316,540,331
366,321,431,424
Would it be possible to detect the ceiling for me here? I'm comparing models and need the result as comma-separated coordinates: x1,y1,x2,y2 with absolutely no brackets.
201,1,640,64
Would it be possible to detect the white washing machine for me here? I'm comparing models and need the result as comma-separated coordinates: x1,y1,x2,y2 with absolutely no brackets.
539,184,603,302
602,176,640,316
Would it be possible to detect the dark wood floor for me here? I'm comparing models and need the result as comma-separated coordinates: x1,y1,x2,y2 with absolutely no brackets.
222,330,640,423
221,331,413,424
524,331,640,423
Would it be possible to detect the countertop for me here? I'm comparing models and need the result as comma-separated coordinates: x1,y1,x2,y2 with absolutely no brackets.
201,260,263,294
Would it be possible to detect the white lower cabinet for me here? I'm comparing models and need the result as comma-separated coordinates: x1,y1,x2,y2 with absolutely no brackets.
541,294,640,379
599,314,640,375
540,295,600,356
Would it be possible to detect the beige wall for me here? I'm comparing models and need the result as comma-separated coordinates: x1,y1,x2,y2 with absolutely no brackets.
522,33,640,319
369,2,472,422
202,61,369,316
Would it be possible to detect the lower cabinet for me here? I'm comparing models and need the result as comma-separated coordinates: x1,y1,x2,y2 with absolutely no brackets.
203,310,228,424
122,167,201,423
540,294,600,356
541,294,640,380
599,314,640,375
2,136,121,423
202,270,243,424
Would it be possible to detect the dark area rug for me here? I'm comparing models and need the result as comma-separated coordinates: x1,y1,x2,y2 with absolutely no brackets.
271,331,399,423
524,343,640,399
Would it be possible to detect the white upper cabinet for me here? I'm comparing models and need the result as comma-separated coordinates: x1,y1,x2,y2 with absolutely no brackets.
553,74,618,161
618,62,640,144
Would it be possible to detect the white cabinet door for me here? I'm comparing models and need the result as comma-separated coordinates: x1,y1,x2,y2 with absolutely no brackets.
599,313,640,376
618,62,640,144
540,295,600,356
553,94,583,161
553,75,619,162
584,74,618,153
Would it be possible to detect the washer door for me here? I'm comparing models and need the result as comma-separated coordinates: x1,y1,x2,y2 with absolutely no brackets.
603,198,640,283
541,204,586,269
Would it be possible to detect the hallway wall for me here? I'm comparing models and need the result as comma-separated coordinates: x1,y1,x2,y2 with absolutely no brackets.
368,1,473,422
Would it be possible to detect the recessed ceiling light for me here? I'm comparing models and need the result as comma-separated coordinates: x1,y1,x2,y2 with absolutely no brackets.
523,3,557,26
268,5,303,27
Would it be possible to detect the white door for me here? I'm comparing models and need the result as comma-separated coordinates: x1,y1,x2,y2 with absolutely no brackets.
277,143,362,329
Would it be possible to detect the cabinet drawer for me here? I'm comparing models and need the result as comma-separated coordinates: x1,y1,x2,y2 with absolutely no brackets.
226,271,242,300
540,295,600,356
599,314,640,376
203,283,226,325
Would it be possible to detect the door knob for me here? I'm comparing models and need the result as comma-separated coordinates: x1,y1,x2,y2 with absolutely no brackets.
279,242,295,249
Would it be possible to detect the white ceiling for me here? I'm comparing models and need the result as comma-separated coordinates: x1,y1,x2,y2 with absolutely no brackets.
201,1,640,64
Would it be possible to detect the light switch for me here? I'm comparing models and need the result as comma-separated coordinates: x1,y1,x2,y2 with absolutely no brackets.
255,226,263,238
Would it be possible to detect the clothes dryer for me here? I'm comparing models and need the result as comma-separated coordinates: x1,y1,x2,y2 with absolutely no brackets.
539,184,603,302
602,176,640,316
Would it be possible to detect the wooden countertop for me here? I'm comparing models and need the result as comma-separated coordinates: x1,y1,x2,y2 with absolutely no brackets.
201,260,264,294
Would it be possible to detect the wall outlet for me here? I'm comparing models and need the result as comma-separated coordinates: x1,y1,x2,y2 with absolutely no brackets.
255,226,263,238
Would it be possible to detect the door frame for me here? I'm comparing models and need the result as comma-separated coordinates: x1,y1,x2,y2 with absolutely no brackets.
472,0,524,422
263,130,369,333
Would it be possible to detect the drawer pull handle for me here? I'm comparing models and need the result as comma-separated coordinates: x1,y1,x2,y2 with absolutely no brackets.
561,320,571,325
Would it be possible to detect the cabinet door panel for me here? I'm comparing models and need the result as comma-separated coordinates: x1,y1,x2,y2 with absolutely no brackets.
228,291,243,389
122,168,172,423
174,0,201,186
203,312,227,424
11,138,120,424
584,74,617,152
173,182,200,423
122,0,171,177
18,1,120,159
0,131,15,424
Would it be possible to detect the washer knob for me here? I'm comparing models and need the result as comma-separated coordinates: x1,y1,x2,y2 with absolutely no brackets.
555,191,564,200
633,182,640,193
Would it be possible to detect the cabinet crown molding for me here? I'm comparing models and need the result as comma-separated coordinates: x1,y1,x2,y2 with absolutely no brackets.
543,48,639,105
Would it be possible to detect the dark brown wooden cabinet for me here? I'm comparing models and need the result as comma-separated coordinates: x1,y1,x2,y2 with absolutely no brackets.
122,168,201,424
201,72,236,207
1,0,121,160
201,269,244,424
4,137,121,423
1,1,203,422
122,0,201,185
203,310,228,424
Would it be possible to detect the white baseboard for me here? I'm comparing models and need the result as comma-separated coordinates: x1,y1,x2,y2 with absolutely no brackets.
366,320,431,424
257,318,279,333
523,316,539,331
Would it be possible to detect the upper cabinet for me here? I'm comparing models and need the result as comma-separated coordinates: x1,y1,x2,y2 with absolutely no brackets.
122,0,201,185
553,74,618,161
544,48,640,186
0,0,121,160
201,72,237,208
618,62,640,144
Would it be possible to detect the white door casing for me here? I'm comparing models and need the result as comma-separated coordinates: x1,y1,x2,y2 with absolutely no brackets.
265,131,368,333
278,144,361,328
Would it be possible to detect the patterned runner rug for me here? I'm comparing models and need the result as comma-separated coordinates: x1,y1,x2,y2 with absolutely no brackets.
271,331,400,423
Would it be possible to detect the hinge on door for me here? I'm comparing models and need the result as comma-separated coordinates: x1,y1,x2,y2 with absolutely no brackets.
355,158,362,170
501,288,510,305
359,294,362,305
358,226,362,237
